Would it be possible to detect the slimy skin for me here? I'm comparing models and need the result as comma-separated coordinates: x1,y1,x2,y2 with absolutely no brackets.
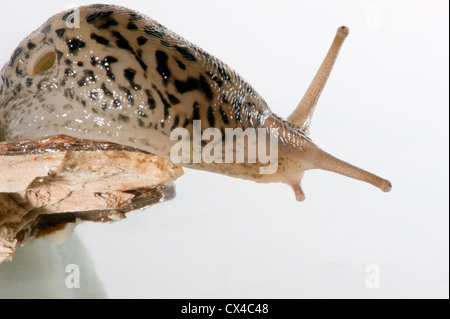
0,4,391,201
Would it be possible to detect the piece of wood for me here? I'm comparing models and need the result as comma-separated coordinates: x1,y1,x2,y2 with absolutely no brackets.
0,135,184,264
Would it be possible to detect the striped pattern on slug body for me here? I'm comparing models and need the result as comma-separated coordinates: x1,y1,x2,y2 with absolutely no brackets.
0,4,391,201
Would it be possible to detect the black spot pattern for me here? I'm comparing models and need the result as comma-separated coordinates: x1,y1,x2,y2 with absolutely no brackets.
55,28,66,38
67,38,86,54
176,60,186,70
206,72,223,88
9,47,22,66
145,89,157,110
124,68,141,90
27,41,36,50
153,85,171,120
137,36,147,46
174,46,197,62
118,114,130,122
207,107,215,127
144,25,165,38
127,22,138,30
175,75,213,100
101,56,118,81
101,83,112,96
112,31,147,71
155,50,170,84
167,94,180,105
192,102,200,120
91,33,110,45
86,11,118,29
219,107,229,125
171,115,180,131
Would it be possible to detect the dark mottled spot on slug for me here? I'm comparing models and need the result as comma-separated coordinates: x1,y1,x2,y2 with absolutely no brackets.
113,31,132,51
207,107,215,127
153,85,171,120
206,72,223,88
145,89,156,110
245,85,255,97
86,11,117,29
119,114,130,122
174,46,197,62
129,13,142,21
88,91,100,100
175,75,213,100
127,22,138,30
91,33,110,45
67,38,85,54
41,24,51,35
102,56,118,80
27,41,36,50
9,47,22,66
161,40,172,48
77,62,84,67
86,11,113,23
101,83,112,96
137,107,148,118
113,99,121,108
217,65,232,82
144,25,164,38
192,102,200,120
64,88,75,99
111,32,147,72
156,50,171,84
55,28,66,38
137,36,147,46
135,55,148,72
168,94,180,105
25,78,33,88
171,115,180,131
138,118,145,127
90,56,98,67
177,60,186,70
126,89,134,106
219,107,229,125
232,97,242,122
83,70,96,82
56,50,63,61
124,68,141,90
64,68,75,77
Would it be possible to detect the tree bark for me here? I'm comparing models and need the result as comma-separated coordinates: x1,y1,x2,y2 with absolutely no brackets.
0,135,183,264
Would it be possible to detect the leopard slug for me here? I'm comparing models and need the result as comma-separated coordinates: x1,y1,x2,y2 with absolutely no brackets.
0,4,391,201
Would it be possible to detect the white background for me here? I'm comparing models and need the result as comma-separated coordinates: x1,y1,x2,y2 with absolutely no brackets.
0,0,448,299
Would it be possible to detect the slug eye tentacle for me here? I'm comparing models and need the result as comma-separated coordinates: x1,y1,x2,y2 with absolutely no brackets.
288,26,349,134
283,26,392,200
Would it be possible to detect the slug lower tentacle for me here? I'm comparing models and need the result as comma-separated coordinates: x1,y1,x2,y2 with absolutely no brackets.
0,4,391,201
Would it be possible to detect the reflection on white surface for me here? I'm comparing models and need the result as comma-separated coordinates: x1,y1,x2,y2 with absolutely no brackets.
0,234,107,299
0,0,448,298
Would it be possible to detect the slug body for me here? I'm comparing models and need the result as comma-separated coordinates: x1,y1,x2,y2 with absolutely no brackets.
0,4,391,201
